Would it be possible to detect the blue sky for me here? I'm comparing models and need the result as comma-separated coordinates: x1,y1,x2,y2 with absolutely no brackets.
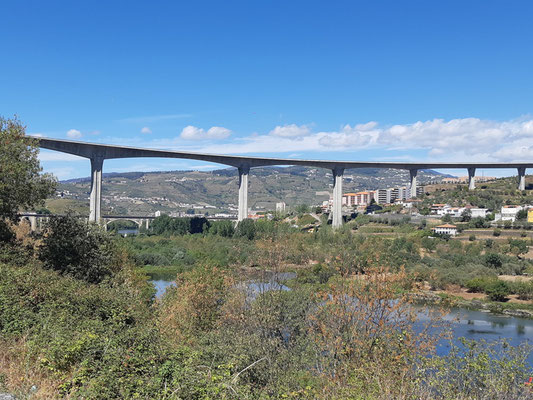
1,1,533,179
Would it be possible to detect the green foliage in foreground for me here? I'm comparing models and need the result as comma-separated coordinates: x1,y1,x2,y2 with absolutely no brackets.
0,116,56,221
1,213,533,398
1,255,532,399
39,215,115,283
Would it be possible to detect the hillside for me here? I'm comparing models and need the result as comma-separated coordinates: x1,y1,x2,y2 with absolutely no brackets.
49,166,451,216
420,175,533,211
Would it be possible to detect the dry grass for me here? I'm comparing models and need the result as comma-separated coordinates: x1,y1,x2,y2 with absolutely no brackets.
0,338,61,399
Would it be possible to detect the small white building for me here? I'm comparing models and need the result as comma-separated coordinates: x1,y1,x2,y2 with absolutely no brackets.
470,208,489,218
436,206,465,218
433,224,458,236
495,205,524,222
276,202,286,212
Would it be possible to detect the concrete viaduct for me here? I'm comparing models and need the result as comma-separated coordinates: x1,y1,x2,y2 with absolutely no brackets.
37,137,532,229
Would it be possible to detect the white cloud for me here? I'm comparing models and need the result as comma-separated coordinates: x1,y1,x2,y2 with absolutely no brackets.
66,129,82,138
193,116,533,163
269,124,311,137
141,126,152,134
180,125,231,140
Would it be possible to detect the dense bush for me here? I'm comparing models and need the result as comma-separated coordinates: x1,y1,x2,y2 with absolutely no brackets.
484,280,511,302
150,215,210,235
513,281,533,300
38,215,115,283
208,220,235,237
235,218,256,240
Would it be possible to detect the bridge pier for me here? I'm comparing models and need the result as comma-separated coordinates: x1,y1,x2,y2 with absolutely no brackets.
144,219,150,230
29,214,37,232
89,157,104,224
332,167,344,229
238,165,250,222
468,167,476,190
409,169,418,198
518,167,526,191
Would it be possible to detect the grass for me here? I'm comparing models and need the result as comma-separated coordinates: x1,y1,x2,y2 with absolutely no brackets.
141,264,185,280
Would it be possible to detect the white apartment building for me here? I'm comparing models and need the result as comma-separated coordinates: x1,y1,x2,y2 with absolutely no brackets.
376,186,425,205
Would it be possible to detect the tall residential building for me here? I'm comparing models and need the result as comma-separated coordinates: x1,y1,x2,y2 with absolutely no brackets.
375,186,425,204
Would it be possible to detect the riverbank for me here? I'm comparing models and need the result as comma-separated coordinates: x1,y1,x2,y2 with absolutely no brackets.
413,290,533,319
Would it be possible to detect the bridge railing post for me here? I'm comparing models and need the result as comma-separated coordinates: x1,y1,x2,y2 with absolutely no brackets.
332,167,344,229
89,156,104,224
238,165,250,222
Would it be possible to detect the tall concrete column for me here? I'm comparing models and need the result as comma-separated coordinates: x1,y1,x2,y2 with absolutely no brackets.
145,219,150,230
29,215,37,232
518,167,526,191
332,167,344,229
89,157,104,223
468,168,476,190
238,165,250,222
409,169,418,198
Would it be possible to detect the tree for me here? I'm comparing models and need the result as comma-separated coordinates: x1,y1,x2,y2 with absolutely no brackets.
365,199,382,214
461,208,472,222
442,214,452,223
294,204,310,214
516,209,528,221
0,116,56,221
38,215,114,283
484,253,503,270
485,280,510,302
234,218,256,240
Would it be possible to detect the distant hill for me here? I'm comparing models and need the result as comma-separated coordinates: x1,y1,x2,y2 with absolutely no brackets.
53,166,453,215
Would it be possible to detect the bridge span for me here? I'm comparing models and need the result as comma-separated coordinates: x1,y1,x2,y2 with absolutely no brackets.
37,137,532,228
19,212,236,232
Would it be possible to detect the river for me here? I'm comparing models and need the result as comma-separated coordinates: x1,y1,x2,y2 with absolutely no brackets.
151,276,533,365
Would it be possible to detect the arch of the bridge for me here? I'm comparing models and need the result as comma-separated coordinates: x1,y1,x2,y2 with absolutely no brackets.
37,137,532,229
103,218,145,228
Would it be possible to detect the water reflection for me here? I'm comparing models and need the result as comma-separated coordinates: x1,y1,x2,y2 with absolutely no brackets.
152,280,175,298
151,275,533,364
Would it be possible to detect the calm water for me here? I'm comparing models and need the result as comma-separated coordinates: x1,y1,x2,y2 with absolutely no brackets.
151,276,533,364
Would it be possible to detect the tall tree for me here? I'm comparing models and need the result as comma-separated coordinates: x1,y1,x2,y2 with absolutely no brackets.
0,116,56,220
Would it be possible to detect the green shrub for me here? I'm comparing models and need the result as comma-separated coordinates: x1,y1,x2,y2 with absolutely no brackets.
38,215,114,283
493,229,501,237
511,281,533,300
484,253,503,270
234,219,256,240
208,220,235,237
485,280,511,302
465,277,494,293
468,234,476,241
